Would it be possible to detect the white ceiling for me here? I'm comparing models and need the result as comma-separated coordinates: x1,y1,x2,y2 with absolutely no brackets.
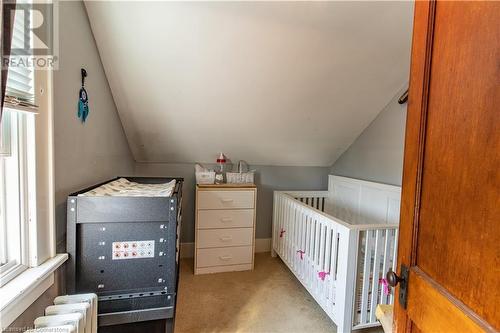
84,1,413,166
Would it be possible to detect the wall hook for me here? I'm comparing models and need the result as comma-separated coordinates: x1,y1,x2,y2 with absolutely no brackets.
81,68,87,87
398,89,408,104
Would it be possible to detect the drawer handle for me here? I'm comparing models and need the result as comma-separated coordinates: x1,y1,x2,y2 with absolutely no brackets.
219,236,233,242
220,217,233,223
220,199,234,203
219,255,232,261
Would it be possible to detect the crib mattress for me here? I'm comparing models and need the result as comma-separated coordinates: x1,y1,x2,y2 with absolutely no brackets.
79,178,176,197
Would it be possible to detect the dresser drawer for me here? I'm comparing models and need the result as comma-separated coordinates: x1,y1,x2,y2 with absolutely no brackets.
197,190,254,210
197,228,253,248
197,246,253,268
198,209,254,229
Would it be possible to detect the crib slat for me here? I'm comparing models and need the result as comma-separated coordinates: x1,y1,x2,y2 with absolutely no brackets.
330,230,337,306
380,230,391,304
304,212,310,257
283,197,288,257
301,208,306,279
360,230,374,324
315,218,321,265
324,224,333,310
295,204,300,271
279,195,285,256
283,198,291,264
307,215,313,289
318,220,326,304
290,201,297,270
289,201,294,269
290,200,295,264
276,195,281,255
324,225,332,274
332,232,339,280
370,230,383,322
319,221,326,270
390,229,399,305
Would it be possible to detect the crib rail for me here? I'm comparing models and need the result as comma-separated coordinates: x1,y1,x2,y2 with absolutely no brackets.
286,191,329,211
272,191,398,332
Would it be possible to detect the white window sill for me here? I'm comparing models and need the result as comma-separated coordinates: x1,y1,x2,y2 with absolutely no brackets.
0,253,68,329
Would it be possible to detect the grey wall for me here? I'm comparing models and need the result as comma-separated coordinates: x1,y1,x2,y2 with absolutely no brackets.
134,163,330,242
331,89,407,186
8,1,134,329
54,1,134,250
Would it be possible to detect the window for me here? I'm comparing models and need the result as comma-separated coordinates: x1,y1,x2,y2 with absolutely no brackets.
0,110,36,286
0,5,37,286
0,2,62,327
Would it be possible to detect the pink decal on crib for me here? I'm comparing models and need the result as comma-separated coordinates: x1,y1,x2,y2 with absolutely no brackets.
296,250,305,260
279,228,286,238
379,278,390,295
318,271,330,281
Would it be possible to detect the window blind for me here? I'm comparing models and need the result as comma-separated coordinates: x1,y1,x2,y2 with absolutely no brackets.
4,7,36,111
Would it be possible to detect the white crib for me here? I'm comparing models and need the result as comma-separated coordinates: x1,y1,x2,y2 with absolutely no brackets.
272,175,401,333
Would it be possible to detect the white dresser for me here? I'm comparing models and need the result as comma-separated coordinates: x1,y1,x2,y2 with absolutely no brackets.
195,184,257,274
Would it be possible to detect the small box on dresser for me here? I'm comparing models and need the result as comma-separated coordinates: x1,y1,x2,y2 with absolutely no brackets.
195,183,257,274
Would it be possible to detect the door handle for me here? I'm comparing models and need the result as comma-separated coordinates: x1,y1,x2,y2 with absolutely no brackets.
220,217,233,223
220,199,234,203
386,266,409,309
219,236,233,242
386,268,405,287
219,255,232,261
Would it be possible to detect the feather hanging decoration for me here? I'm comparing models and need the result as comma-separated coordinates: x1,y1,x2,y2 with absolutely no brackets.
78,68,89,122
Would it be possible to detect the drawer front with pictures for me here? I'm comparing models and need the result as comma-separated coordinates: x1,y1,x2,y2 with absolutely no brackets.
197,228,253,249
197,191,255,210
197,209,254,229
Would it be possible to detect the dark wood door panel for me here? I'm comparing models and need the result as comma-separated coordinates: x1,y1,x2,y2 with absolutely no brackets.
415,2,500,327
395,1,500,331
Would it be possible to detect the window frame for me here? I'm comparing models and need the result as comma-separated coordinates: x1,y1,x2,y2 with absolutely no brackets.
0,1,62,324
0,109,36,287
0,67,62,330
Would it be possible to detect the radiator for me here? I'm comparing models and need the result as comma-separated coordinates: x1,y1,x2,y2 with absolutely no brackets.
28,294,97,333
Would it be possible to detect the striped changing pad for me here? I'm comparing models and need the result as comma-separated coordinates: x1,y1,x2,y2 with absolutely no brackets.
79,178,176,197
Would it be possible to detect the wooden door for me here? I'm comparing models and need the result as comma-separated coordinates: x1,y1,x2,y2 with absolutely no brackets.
394,1,499,332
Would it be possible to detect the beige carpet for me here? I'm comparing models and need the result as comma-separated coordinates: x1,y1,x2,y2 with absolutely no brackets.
175,253,383,333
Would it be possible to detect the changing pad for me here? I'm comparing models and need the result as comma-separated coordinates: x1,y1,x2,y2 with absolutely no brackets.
79,178,176,197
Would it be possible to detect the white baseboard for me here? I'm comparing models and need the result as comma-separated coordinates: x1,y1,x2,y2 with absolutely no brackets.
180,238,272,259
254,238,272,253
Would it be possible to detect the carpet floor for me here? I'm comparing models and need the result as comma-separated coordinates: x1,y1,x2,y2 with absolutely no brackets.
175,253,382,333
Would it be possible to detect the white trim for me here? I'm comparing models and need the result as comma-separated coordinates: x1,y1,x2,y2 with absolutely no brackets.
328,175,401,194
0,253,68,329
254,238,271,253
181,238,272,258
2,104,38,115
0,263,27,287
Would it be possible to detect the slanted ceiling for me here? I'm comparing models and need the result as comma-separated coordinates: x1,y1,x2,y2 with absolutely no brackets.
84,1,413,166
